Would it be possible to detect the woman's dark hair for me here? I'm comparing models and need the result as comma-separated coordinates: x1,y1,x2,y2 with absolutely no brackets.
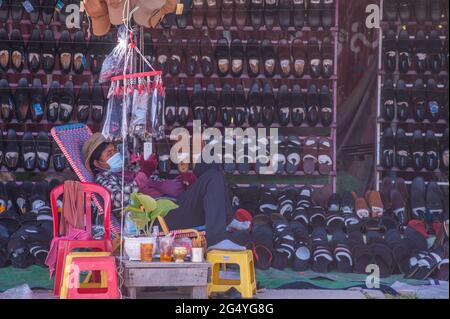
89,142,110,171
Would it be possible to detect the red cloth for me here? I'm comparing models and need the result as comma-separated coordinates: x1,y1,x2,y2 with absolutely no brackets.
408,220,428,238
60,181,85,236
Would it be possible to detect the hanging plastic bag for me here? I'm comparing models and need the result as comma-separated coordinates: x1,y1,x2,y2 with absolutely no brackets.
130,87,150,138
148,84,166,140
102,85,131,141
99,26,129,83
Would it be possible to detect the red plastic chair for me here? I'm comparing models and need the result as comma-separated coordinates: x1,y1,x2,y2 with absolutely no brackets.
50,182,113,297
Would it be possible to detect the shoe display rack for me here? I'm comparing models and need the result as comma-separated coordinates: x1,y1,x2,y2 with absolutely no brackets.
148,0,339,192
0,2,111,176
375,0,449,190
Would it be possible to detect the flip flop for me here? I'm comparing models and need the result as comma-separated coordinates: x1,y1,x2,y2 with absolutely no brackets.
365,190,384,218
318,137,332,175
272,214,295,270
278,189,297,218
270,134,286,175
353,193,370,220
286,135,301,175
291,221,311,271
258,188,278,216
303,137,318,175
311,227,333,273
309,206,327,229
332,229,353,273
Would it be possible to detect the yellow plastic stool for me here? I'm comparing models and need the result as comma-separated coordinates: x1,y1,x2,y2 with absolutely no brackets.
60,252,111,299
207,250,256,298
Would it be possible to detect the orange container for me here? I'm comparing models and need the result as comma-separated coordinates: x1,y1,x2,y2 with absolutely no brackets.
140,243,154,262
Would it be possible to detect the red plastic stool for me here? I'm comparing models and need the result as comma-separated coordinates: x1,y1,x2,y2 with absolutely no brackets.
54,239,113,297
60,255,119,299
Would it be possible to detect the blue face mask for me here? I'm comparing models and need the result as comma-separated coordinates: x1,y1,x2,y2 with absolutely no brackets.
107,152,123,173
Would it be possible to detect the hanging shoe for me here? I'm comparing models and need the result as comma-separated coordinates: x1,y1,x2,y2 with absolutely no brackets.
278,39,292,77
46,81,60,123
322,0,335,27
155,34,170,75
52,139,66,172
262,82,275,127
414,0,428,25
411,130,425,171
426,79,441,123
192,83,206,123
308,0,321,27
250,0,264,30
216,37,230,77
382,127,395,169
234,84,247,127
22,132,36,172
398,0,411,23
321,37,334,78
59,80,74,122
292,37,306,77
169,35,183,76
261,39,276,77
10,0,23,21
439,129,449,171
430,0,443,24
42,29,56,74
306,84,319,126
246,39,260,77
0,129,3,169
36,131,51,172
308,37,322,78
186,36,200,76
206,84,218,127
278,0,292,31
0,0,9,22
264,0,278,31
192,0,206,29
142,32,154,70
76,82,91,123
220,84,233,126
165,84,177,126
221,0,234,29
206,0,219,29
0,28,9,72
291,84,306,126
199,34,214,76
10,29,25,72
396,79,410,122
319,84,332,127
398,29,411,74
429,30,443,74
27,29,41,73
247,82,262,126
0,79,14,122
178,83,190,126
414,29,428,74
230,38,245,77
293,0,305,28
410,176,426,220
91,81,105,123
395,128,409,170
424,130,439,171
235,0,249,30
276,84,291,127
31,79,45,123
72,30,87,74
14,78,30,123
383,29,397,73
382,79,395,121
412,78,426,122
42,0,55,24
5,129,20,171
383,0,397,22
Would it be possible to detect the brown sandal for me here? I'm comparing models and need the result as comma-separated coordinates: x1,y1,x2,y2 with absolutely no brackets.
365,190,384,218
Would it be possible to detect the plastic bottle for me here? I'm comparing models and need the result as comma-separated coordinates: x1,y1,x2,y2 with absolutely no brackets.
124,212,138,236
152,226,160,257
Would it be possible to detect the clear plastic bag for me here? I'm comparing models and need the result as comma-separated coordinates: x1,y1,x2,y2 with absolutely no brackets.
147,87,166,140
130,88,150,138
99,26,129,84
102,88,131,141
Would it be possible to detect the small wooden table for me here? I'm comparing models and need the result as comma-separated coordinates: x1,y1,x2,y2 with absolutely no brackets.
120,259,211,299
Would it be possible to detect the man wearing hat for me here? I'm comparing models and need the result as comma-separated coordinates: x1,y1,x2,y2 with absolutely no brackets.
83,133,247,251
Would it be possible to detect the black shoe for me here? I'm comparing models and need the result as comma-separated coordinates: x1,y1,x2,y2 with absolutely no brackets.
216,37,230,77
59,30,72,73
293,0,306,28
411,130,424,171
27,0,40,23
429,30,443,74
398,29,411,74
414,29,428,74
14,78,30,122
91,81,105,123
414,0,428,24
165,84,177,126
27,29,41,73
176,0,190,28
279,0,292,31
382,127,394,169
178,83,190,126
186,36,199,76
42,29,56,73
200,34,214,76
430,0,443,24
246,39,260,77
319,84,333,127
261,39,276,77
31,79,45,123
384,29,397,73
308,0,321,27
0,28,9,71
383,0,397,21
42,0,55,24
36,131,51,172
10,29,25,72
5,129,19,171
10,0,23,21
76,82,91,123
21,132,36,172
322,0,335,27
306,84,319,126
321,37,334,78
439,128,449,171
169,35,183,76
291,84,306,126
412,78,426,122
0,79,14,122
308,37,322,78
0,0,9,22
46,81,60,123
220,84,234,126
52,140,66,172
425,130,439,171
264,0,278,31
192,83,206,123
426,79,440,122
396,80,410,122
142,33,154,72
59,80,74,122
206,84,218,127
234,84,246,127
73,30,87,74
230,38,245,77
395,128,409,170
250,0,264,30
247,82,261,126
262,82,275,127
382,79,395,121
277,84,291,127
398,0,411,22
278,39,292,77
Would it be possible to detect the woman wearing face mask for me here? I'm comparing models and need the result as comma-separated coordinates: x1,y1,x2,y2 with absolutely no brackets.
82,133,246,251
